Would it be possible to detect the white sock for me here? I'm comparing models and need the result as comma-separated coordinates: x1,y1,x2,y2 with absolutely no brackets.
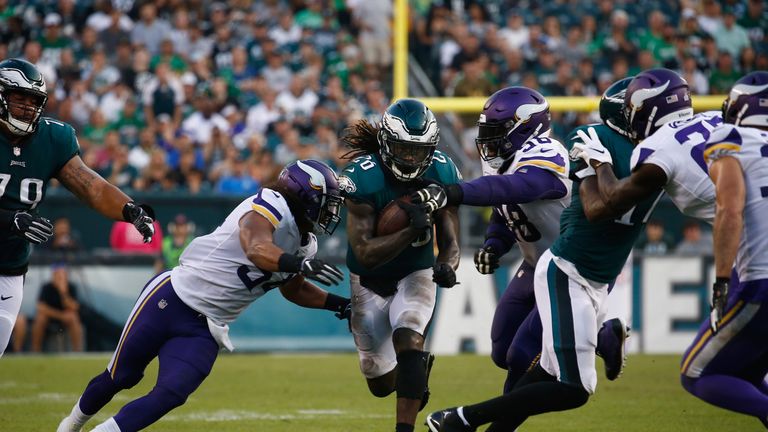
70,398,93,428
91,417,121,432
456,406,471,427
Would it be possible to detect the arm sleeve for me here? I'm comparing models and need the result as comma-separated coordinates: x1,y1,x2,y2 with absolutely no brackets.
459,166,569,206
483,210,517,255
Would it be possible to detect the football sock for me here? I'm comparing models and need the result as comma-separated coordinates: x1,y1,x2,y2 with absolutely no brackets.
90,417,121,432
461,365,589,428
79,371,121,415
64,398,93,430
395,423,414,432
682,375,768,419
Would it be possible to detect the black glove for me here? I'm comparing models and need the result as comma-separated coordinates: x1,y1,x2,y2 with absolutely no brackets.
710,277,729,333
397,201,432,231
433,262,457,288
300,258,344,286
122,202,155,243
11,211,53,244
335,301,352,321
474,246,500,274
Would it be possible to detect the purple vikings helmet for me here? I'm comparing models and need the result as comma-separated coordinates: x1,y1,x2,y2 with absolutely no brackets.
624,68,693,142
277,159,343,235
722,71,768,128
476,86,551,169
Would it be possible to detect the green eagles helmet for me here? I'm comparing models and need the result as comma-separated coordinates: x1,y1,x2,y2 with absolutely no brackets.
0,58,48,136
599,76,633,137
378,98,439,181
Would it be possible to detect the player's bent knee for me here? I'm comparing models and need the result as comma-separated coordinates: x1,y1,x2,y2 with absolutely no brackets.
367,379,395,398
680,375,696,394
153,385,189,410
392,328,423,352
395,349,429,400
112,371,144,390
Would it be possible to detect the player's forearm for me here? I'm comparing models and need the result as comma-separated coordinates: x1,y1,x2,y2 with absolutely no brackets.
456,168,567,206
352,228,421,269
713,206,742,278
483,211,517,255
593,165,634,217
580,176,621,222
435,207,460,270
245,241,286,272
88,180,133,221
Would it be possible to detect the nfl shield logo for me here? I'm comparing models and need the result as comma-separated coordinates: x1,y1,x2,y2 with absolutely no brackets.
13,147,20,156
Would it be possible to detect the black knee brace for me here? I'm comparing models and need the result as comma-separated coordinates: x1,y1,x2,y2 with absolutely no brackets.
395,349,430,400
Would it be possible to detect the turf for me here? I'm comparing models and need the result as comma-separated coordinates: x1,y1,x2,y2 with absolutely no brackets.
0,353,758,431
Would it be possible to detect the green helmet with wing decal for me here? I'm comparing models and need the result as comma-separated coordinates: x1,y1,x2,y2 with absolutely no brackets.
599,76,633,137
378,98,440,181
0,58,48,136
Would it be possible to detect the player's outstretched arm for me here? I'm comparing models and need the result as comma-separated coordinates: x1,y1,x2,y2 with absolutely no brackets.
56,155,155,242
584,163,667,221
708,156,745,331
278,275,350,320
346,199,425,269
433,205,460,287
239,211,343,286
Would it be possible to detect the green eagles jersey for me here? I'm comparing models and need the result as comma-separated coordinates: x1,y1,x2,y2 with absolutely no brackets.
0,117,80,273
340,150,461,281
550,124,661,283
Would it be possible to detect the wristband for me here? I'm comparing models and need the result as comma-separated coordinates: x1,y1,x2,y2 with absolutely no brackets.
323,293,349,313
277,253,303,273
715,277,730,285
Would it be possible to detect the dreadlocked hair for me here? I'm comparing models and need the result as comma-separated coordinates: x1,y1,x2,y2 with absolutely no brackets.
341,119,380,160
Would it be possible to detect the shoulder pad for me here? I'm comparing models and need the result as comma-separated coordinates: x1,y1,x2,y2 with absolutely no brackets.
513,137,569,178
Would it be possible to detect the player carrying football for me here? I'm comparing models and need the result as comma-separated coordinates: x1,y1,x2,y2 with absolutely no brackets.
339,99,461,432
0,58,154,357
681,71,768,429
57,160,351,432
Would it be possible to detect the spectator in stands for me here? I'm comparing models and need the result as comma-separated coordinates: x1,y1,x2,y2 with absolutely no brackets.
130,3,171,56
709,51,741,93
215,156,260,195
181,86,229,147
262,50,293,94
636,219,675,255
109,217,162,255
352,0,393,79
680,53,709,95
39,13,72,70
103,145,138,190
31,264,83,352
739,0,768,45
498,12,529,52
714,8,751,59
142,61,184,131
675,220,714,256
97,7,132,56
10,314,27,353
155,213,194,272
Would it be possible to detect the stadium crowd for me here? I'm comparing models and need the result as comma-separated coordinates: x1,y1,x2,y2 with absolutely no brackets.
2,0,765,194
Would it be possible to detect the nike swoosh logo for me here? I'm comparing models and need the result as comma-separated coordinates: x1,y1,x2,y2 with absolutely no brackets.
0,295,12,301
593,148,605,154
347,167,355,173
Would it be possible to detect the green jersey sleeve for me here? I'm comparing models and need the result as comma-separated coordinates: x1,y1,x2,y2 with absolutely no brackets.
425,150,462,185
338,155,385,206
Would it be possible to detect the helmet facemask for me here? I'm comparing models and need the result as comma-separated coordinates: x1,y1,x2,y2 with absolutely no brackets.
379,129,436,181
0,88,48,136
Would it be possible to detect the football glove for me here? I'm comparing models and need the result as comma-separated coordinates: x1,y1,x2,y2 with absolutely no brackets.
433,262,457,288
397,200,433,232
412,184,448,213
300,258,344,286
710,277,729,333
570,127,613,168
474,246,500,274
122,202,156,243
11,211,53,245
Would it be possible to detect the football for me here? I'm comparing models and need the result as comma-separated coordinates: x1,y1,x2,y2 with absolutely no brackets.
375,196,412,236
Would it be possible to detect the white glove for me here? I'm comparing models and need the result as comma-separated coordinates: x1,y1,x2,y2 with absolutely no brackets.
569,127,613,168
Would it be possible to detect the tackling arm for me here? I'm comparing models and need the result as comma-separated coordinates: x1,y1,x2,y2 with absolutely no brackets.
709,157,745,279
238,211,283,272
582,163,668,221
456,166,569,206
346,198,422,269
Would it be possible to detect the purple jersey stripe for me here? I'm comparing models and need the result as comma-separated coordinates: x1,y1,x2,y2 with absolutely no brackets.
252,195,283,222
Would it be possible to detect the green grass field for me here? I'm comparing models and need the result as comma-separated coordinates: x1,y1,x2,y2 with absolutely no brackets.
0,353,758,432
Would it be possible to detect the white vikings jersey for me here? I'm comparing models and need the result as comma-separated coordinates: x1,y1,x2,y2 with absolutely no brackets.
482,136,572,265
171,188,317,323
704,124,768,282
630,111,722,224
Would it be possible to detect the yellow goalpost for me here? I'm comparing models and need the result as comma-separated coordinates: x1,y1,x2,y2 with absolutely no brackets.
392,0,725,113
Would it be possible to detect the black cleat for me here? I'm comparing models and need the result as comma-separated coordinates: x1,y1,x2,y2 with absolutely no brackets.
419,353,436,412
596,317,630,381
425,408,475,432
